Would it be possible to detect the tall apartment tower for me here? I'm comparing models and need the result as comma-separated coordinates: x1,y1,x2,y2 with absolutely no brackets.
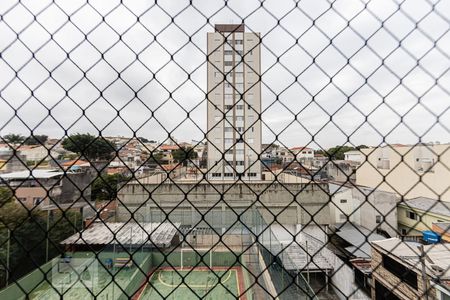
207,24,262,180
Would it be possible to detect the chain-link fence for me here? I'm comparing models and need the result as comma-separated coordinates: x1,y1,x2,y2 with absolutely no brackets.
0,0,449,299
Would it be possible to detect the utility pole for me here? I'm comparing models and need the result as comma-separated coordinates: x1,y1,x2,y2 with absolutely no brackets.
419,245,429,300
6,228,10,286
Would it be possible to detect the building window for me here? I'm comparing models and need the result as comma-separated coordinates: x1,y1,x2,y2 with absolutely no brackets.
247,172,257,177
224,173,233,177
237,127,244,132
376,215,382,223
234,40,243,45
407,211,417,220
211,173,221,178
401,228,407,235
235,149,244,155
236,116,244,122
236,105,244,110
224,138,233,144
224,127,233,133
225,105,233,110
224,61,233,66
18,197,27,202
377,158,390,169
382,254,418,289
236,161,244,166
340,199,347,203
339,214,347,221
224,50,233,55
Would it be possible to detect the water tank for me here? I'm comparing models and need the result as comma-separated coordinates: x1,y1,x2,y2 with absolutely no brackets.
422,230,440,244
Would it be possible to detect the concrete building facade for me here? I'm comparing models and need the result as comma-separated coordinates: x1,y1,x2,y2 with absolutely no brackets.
206,24,262,180
356,143,450,201
116,181,331,226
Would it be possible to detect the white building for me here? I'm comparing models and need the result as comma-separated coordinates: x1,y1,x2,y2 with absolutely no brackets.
343,150,364,163
290,147,314,161
206,24,262,180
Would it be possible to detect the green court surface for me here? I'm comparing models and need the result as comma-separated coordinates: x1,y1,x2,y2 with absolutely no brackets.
27,253,151,300
138,267,245,300
29,265,135,299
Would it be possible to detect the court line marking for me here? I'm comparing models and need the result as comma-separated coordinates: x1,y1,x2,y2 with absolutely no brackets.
157,269,234,288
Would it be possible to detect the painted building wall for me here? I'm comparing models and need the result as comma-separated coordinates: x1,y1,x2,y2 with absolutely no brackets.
356,144,450,201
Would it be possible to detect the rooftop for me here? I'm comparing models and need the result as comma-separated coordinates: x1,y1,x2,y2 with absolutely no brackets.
372,238,450,283
399,197,450,218
0,169,64,180
215,24,245,32
61,222,180,248
335,222,387,259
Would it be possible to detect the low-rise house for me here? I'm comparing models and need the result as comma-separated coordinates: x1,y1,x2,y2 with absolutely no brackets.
344,150,365,163
290,146,314,162
322,160,358,182
16,145,55,163
329,183,398,238
397,197,450,237
0,169,92,209
371,238,450,300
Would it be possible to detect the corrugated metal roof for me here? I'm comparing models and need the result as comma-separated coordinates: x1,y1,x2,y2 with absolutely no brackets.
335,223,386,259
0,169,64,180
399,197,450,218
61,222,180,248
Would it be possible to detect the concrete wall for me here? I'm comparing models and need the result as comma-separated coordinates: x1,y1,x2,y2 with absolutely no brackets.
353,187,398,237
116,182,330,226
329,184,398,237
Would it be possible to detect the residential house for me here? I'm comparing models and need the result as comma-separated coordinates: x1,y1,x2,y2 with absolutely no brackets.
0,169,93,209
371,238,450,300
329,182,398,238
397,197,450,237
290,146,314,162
344,150,365,164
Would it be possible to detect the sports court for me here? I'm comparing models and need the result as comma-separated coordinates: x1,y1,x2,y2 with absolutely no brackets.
138,266,247,300
28,252,151,299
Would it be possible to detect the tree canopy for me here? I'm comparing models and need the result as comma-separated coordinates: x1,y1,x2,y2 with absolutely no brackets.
317,145,370,160
2,133,25,144
91,173,128,201
62,133,115,161
172,147,198,166
23,135,48,145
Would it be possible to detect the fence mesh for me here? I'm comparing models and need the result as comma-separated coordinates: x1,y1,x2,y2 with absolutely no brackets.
0,0,449,299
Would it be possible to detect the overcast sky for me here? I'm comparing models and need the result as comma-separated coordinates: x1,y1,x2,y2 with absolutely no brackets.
0,0,449,149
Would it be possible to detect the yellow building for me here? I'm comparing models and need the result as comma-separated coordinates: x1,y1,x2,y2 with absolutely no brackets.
356,143,450,201
397,197,450,236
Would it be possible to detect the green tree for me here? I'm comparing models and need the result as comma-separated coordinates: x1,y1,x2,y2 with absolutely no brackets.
356,145,369,150
326,145,355,160
172,147,198,166
3,134,25,144
0,201,82,287
0,188,12,206
23,135,48,145
62,133,115,161
91,174,128,201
